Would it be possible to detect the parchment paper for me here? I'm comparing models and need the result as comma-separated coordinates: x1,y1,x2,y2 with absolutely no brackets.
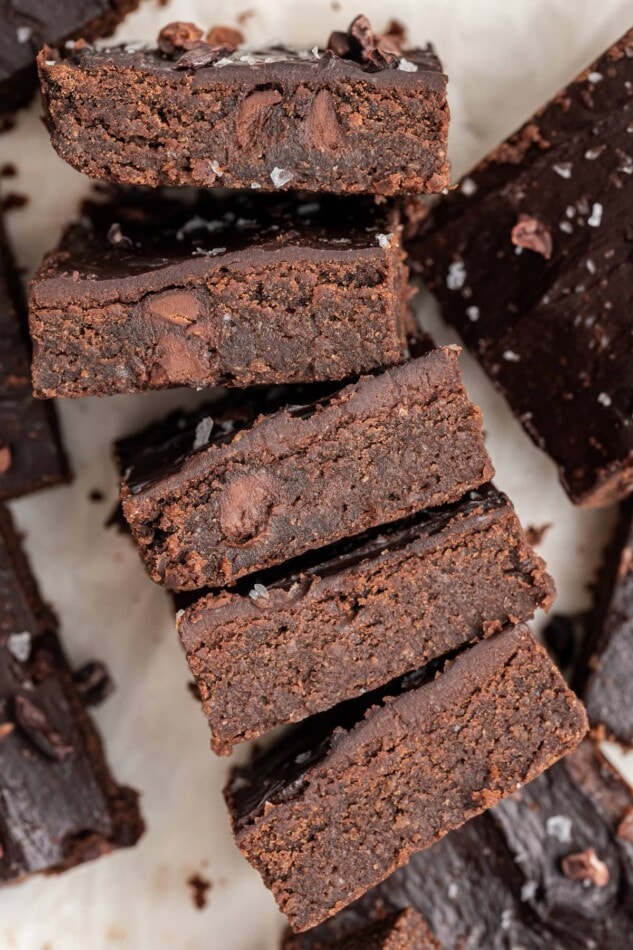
0,1,631,947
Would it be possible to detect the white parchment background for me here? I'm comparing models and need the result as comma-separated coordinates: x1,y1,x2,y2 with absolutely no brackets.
0,1,631,947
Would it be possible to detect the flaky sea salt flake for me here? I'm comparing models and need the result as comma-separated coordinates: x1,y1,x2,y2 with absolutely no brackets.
587,203,603,227
270,167,294,188
193,417,214,451
398,57,418,72
446,261,467,291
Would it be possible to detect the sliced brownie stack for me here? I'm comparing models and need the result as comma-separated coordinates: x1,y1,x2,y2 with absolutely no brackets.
30,14,587,936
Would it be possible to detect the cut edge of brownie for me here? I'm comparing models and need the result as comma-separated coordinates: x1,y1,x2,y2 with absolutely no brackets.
120,345,494,590
225,624,587,932
178,483,555,753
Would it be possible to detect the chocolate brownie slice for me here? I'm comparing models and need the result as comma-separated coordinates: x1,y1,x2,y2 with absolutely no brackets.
179,484,554,753
225,625,587,932
409,28,633,506
0,505,143,883
289,740,633,949
38,16,449,195
29,189,413,396
121,346,494,590
0,0,139,121
311,908,440,949
574,498,633,745
0,205,69,500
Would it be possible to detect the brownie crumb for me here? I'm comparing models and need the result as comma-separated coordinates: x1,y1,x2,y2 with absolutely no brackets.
1,192,28,212
236,9,255,25
526,523,552,546
88,489,105,503
187,872,211,909
0,163,17,178
73,661,115,707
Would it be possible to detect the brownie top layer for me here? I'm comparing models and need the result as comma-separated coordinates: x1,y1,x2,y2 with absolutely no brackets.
46,14,445,90
33,188,399,293
227,624,541,830
409,28,633,505
295,741,633,949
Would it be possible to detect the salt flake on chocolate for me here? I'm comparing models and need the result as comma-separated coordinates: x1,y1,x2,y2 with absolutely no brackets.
270,167,294,188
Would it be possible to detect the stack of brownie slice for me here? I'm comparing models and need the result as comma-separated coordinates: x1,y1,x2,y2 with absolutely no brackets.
29,14,589,937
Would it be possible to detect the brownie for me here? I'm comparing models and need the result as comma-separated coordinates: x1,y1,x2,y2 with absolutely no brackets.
0,206,70,500
225,624,587,932
408,28,633,507
179,484,554,753
289,740,633,950
0,505,144,883
29,188,414,397
574,498,633,745
310,908,440,949
120,346,494,591
0,0,139,121
38,16,449,195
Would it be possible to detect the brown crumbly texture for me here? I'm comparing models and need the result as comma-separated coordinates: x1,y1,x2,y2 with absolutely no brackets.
225,625,587,932
313,908,440,949
29,191,414,397
408,29,633,507
0,205,69,500
179,485,554,753
37,21,449,195
121,347,494,590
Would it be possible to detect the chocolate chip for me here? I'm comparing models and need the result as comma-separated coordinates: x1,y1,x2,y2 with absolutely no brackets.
206,26,244,49
0,443,12,474
304,89,341,149
511,214,553,259
14,695,74,762
173,43,233,70
73,661,114,707
158,22,204,55
187,872,212,910
349,14,374,53
235,88,283,149
561,848,610,887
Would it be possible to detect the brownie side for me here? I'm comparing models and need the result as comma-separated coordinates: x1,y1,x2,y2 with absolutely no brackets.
225,625,587,932
0,208,70,500
38,40,449,195
287,740,633,950
29,192,413,396
0,0,139,119
408,28,633,507
179,485,554,753
311,908,440,949
574,498,633,745
121,347,494,590
0,505,144,883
